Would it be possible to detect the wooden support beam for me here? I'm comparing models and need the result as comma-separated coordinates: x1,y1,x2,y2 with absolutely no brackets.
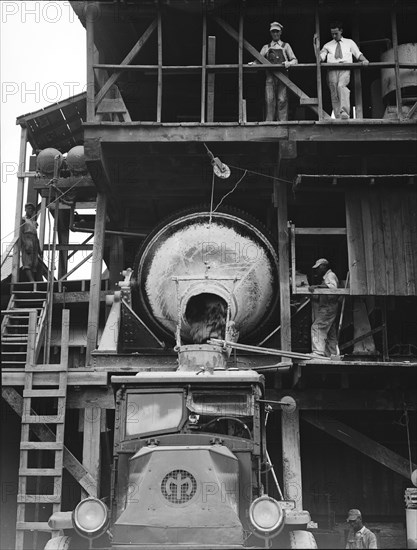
314,8,324,120
2,388,97,496
391,9,403,119
267,389,417,410
82,407,102,499
86,193,107,364
282,405,303,509
214,16,330,119
200,3,207,123
274,179,291,352
83,121,416,143
157,3,163,123
84,138,120,222
303,412,416,479
207,37,216,122
86,3,96,122
12,127,28,284
352,21,363,119
95,19,157,109
238,4,244,123
351,298,377,354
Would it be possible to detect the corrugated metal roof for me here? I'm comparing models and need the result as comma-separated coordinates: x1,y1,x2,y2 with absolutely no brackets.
16,93,86,153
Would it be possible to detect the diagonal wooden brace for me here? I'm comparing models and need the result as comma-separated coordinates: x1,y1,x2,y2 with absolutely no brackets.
95,18,157,108
214,17,331,120
2,387,98,497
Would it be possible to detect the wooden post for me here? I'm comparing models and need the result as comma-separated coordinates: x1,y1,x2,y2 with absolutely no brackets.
86,193,107,364
238,3,244,123
207,37,216,122
352,22,364,119
281,406,303,510
274,178,291,352
157,2,163,123
314,8,324,121
200,2,207,123
12,127,28,284
38,197,47,253
82,406,101,499
109,235,124,290
86,3,97,122
391,9,403,119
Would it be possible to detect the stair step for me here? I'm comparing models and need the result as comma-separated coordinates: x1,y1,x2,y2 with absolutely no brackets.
20,442,63,450
22,415,64,424
1,352,27,355
19,468,61,476
2,337,28,342
17,494,61,504
16,522,52,531
25,365,67,372
2,308,42,313
23,389,66,398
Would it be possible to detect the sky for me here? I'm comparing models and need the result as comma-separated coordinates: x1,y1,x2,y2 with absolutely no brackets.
1,1,86,254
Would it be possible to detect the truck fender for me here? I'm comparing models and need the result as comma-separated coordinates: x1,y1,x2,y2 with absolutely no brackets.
289,530,318,549
44,536,71,550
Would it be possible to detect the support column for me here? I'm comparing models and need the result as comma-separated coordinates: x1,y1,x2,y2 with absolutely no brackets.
11,127,28,284
86,193,107,363
86,3,97,122
274,177,291,352
109,234,124,290
281,405,303,510
82,407,101,499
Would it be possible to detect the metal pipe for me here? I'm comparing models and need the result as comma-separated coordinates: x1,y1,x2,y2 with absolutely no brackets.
210,338,311,360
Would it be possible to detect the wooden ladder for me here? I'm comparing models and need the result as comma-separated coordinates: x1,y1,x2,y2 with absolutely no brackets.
15,308,70,550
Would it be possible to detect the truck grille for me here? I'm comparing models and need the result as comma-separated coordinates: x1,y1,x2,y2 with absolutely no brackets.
161,469,197,504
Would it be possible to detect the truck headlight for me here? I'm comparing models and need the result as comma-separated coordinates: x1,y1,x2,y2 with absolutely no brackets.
249,496,285,535
73,498,109,538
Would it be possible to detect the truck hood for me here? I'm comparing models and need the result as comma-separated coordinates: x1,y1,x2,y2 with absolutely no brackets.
113,445,243,546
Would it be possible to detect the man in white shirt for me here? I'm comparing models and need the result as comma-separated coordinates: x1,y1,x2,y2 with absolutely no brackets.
259,21,298,121
309,258,340,357
320,21,369,119
346,509,378,549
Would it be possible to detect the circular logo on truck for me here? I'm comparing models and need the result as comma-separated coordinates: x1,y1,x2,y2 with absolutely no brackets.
161,469,197,504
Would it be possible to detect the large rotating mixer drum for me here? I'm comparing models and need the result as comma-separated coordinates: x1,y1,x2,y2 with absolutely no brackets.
133,208,279,345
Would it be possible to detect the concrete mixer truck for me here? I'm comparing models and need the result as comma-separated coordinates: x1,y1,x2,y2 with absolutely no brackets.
45,208,317,550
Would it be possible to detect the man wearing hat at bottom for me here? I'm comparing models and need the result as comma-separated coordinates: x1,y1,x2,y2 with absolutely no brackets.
259,21,298,121
346,509,377,549
309,258,339,357
20,202,40,282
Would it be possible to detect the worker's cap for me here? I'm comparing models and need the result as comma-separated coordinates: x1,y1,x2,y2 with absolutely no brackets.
25,202,36,209
270,21,283,32
312,258,329,269
346,509,362,522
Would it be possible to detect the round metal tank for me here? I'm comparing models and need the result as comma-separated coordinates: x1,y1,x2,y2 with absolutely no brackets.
381,43,417,98
66,145,87,174
36,148,63,176
134,208,279,344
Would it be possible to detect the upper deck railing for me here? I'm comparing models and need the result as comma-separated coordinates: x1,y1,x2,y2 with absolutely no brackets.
84,5,417,126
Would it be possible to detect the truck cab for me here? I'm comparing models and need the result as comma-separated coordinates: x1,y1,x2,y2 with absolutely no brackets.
47,369,316,549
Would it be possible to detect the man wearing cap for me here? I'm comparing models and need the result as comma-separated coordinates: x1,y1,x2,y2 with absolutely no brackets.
319,21,369,119
20,202,40,282
346,509,377,549
309,258,339,357
259,21,298,121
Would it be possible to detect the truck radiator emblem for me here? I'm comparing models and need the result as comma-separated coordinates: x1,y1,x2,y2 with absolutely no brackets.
161,470,197,503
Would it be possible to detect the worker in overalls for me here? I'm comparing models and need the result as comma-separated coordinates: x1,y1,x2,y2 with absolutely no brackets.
309,258,339,357
260,21,298,121
20,202,40,282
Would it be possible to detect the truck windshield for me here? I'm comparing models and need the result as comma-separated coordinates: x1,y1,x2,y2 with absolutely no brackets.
125,393,183,437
